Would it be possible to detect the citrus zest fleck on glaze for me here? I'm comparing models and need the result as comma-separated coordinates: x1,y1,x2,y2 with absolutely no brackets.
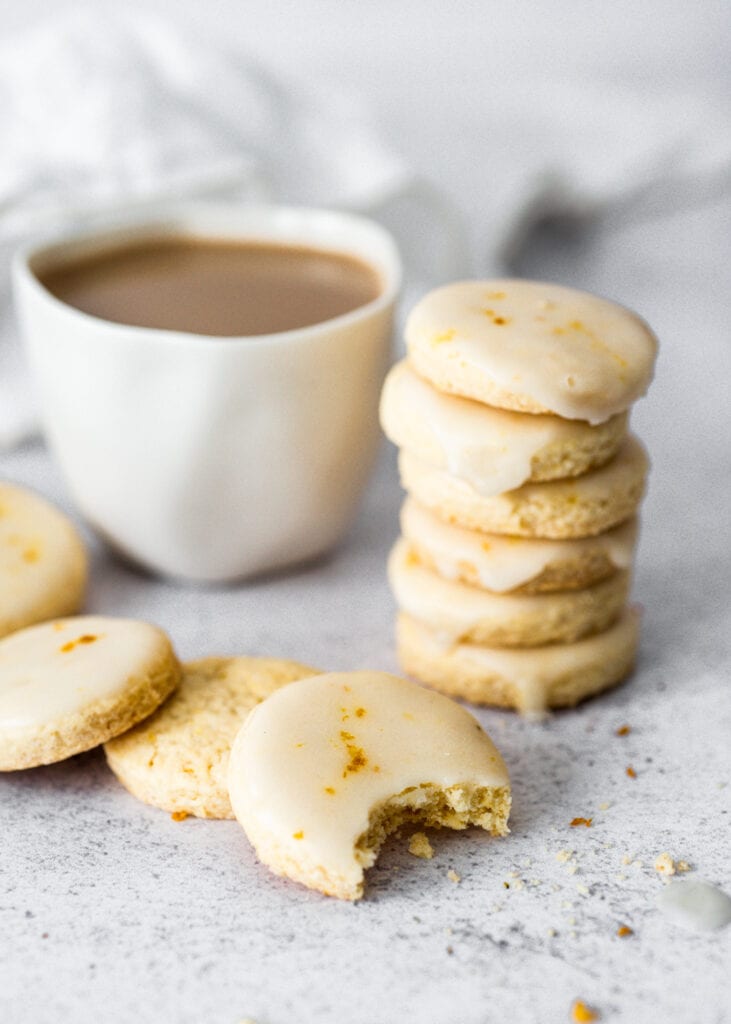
59,634,99,653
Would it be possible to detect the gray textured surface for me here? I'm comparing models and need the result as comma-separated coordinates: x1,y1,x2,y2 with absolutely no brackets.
2,3,731,1022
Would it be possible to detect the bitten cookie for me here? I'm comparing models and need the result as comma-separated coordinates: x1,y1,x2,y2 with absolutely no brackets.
388,538,630,647
228,671,511,900
397,608,640,714
0,616,180,771
380,360,627,496
406,279,658,423
400,498,637,594
105,656,320,819
399,435,648,539
0,482,87,639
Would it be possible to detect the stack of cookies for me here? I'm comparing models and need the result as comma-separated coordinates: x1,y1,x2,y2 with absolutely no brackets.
380,279,658,715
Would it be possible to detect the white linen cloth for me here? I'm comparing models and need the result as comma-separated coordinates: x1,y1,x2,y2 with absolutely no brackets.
1,8,730,450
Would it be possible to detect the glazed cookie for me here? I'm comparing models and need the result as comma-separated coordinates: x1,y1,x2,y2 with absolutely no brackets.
105,656,320,819
0,482,87,639
0,616,180,771
380,360,627,496
399,435,648,539
228,671,511,900
397,607,640,714
406,279,657,423
400,498,637,594
388,538,629,647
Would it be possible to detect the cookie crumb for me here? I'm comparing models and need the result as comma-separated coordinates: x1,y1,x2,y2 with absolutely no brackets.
170,810,189,822
598,802,611,811
654,852,676,876
408,832,434,859
570,817,593,828
571,999,599,1022
447,869,461,884
676,860,692,873
556,849,574,863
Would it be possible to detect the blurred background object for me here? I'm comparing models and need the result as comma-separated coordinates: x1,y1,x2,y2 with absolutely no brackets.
2,1,729,449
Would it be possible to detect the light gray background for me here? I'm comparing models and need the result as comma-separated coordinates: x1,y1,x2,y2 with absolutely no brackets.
1,3,730,1023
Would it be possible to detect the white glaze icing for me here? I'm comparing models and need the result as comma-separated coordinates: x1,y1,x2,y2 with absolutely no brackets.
0,483,85,627
657,880,731,932
0,616,168,730
401,497,637,592
228,671,509,890
406,279,658,424
400,435,649,524
403,608,640,714
388,537,628,644
380,360,625,496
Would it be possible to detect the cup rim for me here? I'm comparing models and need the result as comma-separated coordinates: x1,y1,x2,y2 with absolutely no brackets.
13,202,402,347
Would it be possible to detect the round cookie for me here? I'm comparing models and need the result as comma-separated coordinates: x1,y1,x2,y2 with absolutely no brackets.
399,435,648,539
406,279,658,424
388,537,629,647
0,615,180,771
0,482,87,639
400,497,638,594
380,360,628,496
228,671,511,901
105,656,320,819
397,608,640,714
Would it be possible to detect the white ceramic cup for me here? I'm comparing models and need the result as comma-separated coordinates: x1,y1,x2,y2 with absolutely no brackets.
13,204,401,582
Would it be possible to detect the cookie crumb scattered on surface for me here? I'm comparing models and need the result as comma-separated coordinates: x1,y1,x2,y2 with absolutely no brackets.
655,852,676,876
556,849,573,863
447,869,461,884
571,999,599,1022
408,832,434,859
598,801,611,810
